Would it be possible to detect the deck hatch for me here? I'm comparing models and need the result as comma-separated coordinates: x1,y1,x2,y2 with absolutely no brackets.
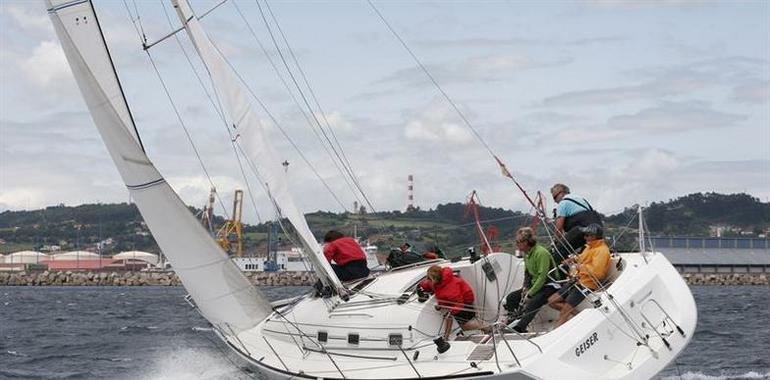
466,344,495,361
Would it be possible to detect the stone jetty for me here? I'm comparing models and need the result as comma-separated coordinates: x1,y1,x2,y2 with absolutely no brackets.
0,270,766,286
0,270,317,287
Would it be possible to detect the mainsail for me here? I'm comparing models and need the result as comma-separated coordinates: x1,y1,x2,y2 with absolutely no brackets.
171,0,344,292
46,0,272,333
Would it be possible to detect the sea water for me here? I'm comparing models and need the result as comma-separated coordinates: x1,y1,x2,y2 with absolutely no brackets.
1,286,768,380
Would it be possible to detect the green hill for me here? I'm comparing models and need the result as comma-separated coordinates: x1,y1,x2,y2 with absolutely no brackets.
1,192,767,256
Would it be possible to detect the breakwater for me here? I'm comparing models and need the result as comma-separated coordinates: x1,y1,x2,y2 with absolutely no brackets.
0,271,316,287
0,271,767,286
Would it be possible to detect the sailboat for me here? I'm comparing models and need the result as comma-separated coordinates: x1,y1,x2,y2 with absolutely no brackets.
46,1,697,379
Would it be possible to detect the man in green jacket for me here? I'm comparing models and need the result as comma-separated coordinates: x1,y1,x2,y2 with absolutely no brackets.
504,227,559,333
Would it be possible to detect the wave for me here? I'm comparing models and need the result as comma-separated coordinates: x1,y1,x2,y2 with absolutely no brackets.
4,350,29,357
118,325,161,334
661,371,770,380
0,368,92,379
134,346,249,380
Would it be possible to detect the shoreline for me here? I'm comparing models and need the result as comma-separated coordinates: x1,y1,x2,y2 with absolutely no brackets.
0,270,767,286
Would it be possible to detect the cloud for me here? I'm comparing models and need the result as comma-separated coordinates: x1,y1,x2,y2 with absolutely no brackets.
550,124,632,145
402,100,474,145
584,0,714,10
608,101,745,132
547,101,745,144
552,150,768,213
543,57,767,107
4,3,52,34
324,111,355,133
731,81,770,105
418,35,626,50
374,52,572,93
21,40,70,88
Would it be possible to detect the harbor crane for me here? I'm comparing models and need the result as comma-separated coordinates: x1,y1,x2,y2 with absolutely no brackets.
217,189,244,257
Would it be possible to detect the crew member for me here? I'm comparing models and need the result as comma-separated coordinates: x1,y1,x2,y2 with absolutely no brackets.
323,230,370,282
419,265,490,339
551,183,602,261
504,227,560,333
548,223,611,327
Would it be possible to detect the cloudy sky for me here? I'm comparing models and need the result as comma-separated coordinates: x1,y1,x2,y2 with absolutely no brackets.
1,0,768,223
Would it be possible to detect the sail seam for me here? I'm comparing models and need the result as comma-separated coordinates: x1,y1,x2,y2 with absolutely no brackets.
47,0,88,12
126,178,166,190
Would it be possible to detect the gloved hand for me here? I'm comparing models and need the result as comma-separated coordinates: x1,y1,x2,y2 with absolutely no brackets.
416,287,429,303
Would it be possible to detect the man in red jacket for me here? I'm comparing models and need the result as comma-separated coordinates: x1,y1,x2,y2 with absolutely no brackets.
419,265,489,339
323,230,370,282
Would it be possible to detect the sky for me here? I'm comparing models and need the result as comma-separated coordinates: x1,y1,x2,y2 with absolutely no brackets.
1,0,768,223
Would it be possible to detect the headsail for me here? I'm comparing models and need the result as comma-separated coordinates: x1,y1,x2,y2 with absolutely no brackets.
47,0,272,333
171,0,344,292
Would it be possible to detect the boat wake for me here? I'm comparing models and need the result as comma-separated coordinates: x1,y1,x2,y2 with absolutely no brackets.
662,371,770,380
139,347,250,380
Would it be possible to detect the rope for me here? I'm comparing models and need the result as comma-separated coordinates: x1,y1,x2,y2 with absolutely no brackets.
367,0,548,221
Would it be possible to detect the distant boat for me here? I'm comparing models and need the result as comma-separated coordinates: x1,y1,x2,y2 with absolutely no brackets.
48,0,697,378
231,242,382,273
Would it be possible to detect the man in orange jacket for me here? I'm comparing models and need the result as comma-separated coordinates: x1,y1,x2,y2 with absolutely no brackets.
547,223,610,327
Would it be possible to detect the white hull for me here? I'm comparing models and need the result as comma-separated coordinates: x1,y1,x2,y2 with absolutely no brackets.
217,251,696,380
46,2,696,378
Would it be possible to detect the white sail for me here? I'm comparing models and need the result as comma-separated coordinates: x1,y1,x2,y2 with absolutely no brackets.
171,0,344,291
46,0,272,334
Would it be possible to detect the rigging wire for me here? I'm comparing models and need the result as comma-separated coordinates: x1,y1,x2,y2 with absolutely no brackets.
123,0,232,221
232,1,362,213
262,0,373,212
253,0,376,212
205,32,350,212
158,0,263,224
366,0,543,216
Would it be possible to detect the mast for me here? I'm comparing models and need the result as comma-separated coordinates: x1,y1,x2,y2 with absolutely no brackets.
638,204,648,263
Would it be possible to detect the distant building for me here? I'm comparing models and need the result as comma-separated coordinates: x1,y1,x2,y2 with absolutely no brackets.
113,251,159,266
653,237,769,274
5,251,49,264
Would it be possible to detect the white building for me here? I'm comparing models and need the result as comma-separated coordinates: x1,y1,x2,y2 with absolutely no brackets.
112,251,160,266
5,251,49,264
51,251,100,261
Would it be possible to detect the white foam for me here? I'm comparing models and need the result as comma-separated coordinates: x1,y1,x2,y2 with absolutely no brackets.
138,346,248,380
662,371,770,380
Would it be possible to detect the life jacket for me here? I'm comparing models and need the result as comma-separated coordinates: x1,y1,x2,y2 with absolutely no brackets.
386,249,425,268
562,198,603,232
419,267,475,315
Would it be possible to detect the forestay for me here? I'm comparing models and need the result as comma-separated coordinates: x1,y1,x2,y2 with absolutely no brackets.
46,0,272,334
171,0,344,292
